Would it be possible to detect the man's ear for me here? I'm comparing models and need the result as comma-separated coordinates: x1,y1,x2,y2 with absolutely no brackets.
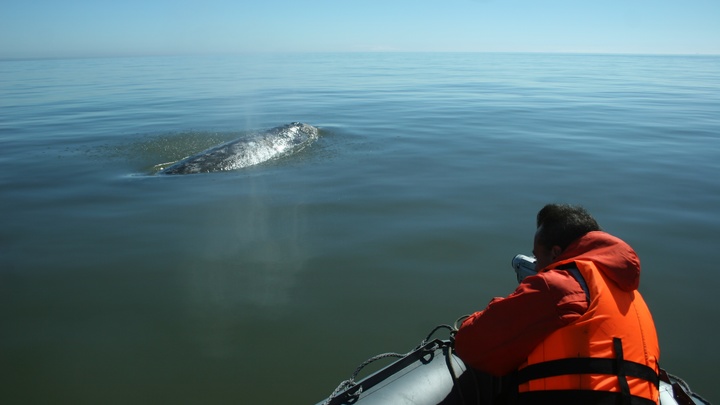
550,245,563,260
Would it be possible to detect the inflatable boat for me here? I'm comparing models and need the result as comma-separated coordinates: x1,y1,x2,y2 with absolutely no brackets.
316,329,711,405
315,335,710,405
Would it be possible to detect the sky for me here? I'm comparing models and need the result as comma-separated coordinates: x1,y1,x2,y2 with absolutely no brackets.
1,0,719,59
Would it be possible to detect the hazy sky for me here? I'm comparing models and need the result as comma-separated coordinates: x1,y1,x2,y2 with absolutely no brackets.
2,0,719,59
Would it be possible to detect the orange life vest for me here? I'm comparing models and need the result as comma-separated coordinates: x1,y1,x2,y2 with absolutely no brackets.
516,259,660,405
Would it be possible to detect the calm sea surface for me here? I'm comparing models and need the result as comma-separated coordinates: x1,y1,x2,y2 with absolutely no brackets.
1,53,719,404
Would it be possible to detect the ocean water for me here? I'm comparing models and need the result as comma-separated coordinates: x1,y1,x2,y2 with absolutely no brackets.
1,53,719,404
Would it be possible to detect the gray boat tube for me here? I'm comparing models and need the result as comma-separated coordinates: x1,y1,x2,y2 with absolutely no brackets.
317,339,486,405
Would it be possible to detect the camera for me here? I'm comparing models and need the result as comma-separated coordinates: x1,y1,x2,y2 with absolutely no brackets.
512,254,537,283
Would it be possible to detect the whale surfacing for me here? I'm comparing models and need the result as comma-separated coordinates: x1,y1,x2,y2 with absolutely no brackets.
159,122,319,175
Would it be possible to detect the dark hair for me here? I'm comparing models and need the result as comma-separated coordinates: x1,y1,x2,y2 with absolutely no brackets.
536,204,601,250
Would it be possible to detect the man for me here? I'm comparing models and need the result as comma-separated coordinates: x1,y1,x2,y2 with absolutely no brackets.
455,204,660,404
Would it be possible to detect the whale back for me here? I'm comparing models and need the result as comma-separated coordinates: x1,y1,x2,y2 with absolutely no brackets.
159,122,319,175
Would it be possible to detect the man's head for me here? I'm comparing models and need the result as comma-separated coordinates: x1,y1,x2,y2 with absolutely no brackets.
533,204,601,270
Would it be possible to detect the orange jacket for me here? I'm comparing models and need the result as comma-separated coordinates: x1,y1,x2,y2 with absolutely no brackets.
455,231,660,404
517,257,660,404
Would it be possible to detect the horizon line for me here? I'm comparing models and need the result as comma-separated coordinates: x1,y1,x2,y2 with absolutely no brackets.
2,49,719,62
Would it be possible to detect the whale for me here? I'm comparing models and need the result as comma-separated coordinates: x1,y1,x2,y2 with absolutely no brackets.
158,122,319,175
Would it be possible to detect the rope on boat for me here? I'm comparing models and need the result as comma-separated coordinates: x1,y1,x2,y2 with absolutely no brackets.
320,351,408,405
321,317,469,405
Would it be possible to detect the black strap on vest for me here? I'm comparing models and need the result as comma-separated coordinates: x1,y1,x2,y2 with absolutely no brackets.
516,338,659,405
516,343,659,386
515,390,657,405
614,337,633,405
